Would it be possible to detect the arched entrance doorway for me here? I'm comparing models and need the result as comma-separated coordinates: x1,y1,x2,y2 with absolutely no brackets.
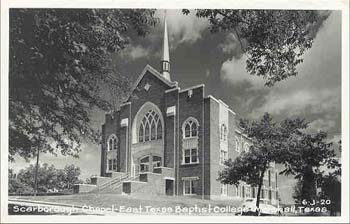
131,102,164,177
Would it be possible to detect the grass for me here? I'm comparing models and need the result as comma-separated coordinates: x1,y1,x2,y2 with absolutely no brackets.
9,193,243,215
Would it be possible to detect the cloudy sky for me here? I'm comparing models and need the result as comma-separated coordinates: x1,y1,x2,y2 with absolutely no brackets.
10,9,342,204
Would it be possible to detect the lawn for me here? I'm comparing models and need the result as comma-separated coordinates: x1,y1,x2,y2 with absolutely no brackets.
9,193,243,215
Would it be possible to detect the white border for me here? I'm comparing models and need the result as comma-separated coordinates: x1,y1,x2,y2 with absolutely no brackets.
1,0,349,223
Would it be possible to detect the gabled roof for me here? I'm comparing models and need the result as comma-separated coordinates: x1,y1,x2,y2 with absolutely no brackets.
125,64,178,102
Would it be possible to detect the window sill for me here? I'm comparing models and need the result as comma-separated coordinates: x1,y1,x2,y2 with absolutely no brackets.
181,162,200,166
183,136,199,140
183,193,197,196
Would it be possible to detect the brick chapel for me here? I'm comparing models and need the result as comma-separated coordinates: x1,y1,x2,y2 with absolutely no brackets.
79,14,279,204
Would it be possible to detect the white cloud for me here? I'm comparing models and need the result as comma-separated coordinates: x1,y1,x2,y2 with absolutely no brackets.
120,45,151,60
222,12,341,138
157,10,209,49
251,88,340,118
219,33,242,56
308,117,336,133
220,55,266,89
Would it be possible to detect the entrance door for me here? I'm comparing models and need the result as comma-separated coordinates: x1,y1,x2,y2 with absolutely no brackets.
165,179,174,196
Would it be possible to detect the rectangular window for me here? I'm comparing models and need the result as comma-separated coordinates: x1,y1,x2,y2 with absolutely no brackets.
275,173,278,188
153,161,161,168
183,148,198,164
219,150,228,165
221,184,228,196
183,178,198,195
112,159,117,170
108,159,113,171
140,163,149,172
191,148,198,163
184,180,191,194
184,149,191,164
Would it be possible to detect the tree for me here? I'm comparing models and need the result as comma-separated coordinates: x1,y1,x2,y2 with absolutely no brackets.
9,9,158,162
279,131,335,203
57,165,82,190
318,173,341,216
317,140,341,215
8,169,33,194
183,10,330,87
218,113,307,211
13,163,83,194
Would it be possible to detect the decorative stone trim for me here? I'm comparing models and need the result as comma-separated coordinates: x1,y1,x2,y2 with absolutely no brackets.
120,118,128,127
166,106,176,116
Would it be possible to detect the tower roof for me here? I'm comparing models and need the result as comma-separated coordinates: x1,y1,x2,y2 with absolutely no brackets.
161,11,171,81
162,13,170,62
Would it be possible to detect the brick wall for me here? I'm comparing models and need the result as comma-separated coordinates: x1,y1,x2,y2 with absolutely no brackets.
101,111,120,176
178,86,204,198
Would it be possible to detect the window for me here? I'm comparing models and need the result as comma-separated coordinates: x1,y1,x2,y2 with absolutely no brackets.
112,159,117,170
183,118,198,138
139,126,144,142
182,117,200,165
183,178,198,195
261,187,266,199
152,156,162,168
235,185,240,197
138,110,162,142
275,173,278,188
183,148,198,164
108,159,113,171
140,156,149,172
156,122,162,139
107,135,118,151
245,186,251,198
235,137,240,152
219,150,228,165
107,159,117,171
221,184,228,196
220,124,227,141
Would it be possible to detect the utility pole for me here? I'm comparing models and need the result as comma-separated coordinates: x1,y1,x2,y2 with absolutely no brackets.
33,147,40,196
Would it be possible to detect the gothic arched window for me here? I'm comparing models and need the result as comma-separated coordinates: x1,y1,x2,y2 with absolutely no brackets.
138,109,162,142
107,134,118,151
182,117,200,164
183,118,199,138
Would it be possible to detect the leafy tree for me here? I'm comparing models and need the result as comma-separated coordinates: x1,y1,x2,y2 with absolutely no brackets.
57,165,82,190
9,9,158,162
280,131,335,202
318,173,341,216
13,163,82,193
183,9,330,87
8,169,33,194
218,113,307,211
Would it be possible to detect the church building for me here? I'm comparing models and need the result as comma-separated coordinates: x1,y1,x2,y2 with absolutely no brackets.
77,15,279,205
